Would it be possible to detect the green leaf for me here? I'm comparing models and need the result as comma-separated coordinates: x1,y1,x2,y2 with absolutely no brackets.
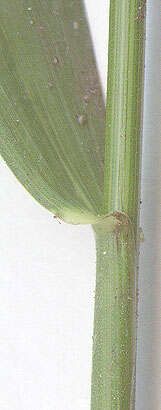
0,0,106,224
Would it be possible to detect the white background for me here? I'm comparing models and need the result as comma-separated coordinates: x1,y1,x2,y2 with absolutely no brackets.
0,1,160,409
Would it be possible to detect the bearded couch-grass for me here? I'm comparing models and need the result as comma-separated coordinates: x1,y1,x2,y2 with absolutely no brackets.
0,1,146,408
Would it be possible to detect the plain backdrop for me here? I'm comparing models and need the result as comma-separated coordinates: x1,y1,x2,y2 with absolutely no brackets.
0,1,160,409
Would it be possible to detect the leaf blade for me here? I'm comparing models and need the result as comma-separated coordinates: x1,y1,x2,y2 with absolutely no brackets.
0,0,106,223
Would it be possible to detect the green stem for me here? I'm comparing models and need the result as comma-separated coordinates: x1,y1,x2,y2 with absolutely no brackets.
104,0,146,227
91,215,137,409
90,0,146,409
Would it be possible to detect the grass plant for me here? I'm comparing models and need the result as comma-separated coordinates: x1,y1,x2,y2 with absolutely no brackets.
0,1,147,408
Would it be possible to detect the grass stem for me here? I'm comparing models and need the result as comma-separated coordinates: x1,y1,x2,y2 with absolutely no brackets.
91,1,146,408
